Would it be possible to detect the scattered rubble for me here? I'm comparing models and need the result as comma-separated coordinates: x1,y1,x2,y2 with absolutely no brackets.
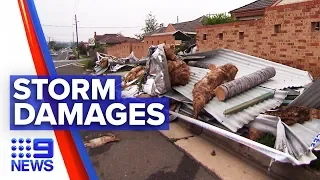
211,150,216,156
84,133,120,148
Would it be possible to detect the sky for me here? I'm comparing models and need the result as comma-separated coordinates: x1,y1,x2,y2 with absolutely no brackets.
34,0,254,42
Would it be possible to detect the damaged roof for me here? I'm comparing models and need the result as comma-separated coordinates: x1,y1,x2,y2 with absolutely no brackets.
173,67,288,132
145,16,204,36
172,48,313,132
289,79,320,109
250,114,319,165
191,49,313,89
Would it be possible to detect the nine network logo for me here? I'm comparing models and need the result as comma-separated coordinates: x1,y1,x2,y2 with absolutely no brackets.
11,138,54,172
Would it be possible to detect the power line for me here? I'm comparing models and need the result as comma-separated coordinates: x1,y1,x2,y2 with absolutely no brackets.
41,24,144,29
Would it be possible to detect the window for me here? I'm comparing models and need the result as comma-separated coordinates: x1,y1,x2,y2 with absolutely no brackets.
158,41,160,44
274,24,281,33
152,41,153,44
239,32,244,40
219,33,223,40
147,41,148,44
164,41,166,44
312,22,320,32
203,34,207,40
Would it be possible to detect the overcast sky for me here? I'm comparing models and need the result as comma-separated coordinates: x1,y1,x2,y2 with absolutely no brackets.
34,0,254,42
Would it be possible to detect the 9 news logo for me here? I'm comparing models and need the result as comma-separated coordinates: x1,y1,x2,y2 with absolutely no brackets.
11,138,54,172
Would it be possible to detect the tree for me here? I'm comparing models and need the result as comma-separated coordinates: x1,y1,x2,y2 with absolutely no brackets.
48,41,56,49
135,12,160,40
143,12,159,33
201,13,237,26
78,42,88,55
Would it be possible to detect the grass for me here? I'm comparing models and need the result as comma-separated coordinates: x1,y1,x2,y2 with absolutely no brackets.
256,133,276,148
79,59,95,69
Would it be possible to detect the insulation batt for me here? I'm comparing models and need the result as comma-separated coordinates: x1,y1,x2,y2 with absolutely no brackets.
248,128,265,141
192,64,238,118
266,106,320,126
124,66,145,83
164,44,191,86
167,60,191,86
84,134,120,148
164,44,179,61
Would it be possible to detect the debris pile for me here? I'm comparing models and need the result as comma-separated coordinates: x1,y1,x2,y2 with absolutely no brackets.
94,52,146,75
90,45,319,166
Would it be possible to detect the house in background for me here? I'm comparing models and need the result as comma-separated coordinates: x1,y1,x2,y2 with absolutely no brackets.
143,16,204,47
230,0,312,21
102,16,205,58
230,0,278,21
94,32,139,46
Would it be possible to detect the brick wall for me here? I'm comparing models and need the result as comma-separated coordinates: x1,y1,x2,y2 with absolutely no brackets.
105,42,132,58
197,0,320,78
131,42,145,58
104,35,175,59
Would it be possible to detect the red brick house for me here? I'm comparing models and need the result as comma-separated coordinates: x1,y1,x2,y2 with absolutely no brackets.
230,0,278,21
94,32,139,46
230,0,312,21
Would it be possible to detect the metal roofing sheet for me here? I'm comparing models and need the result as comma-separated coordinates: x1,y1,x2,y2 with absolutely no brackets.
249,115,319,164
289,79,320,109
173,66,288,132
191,49,313,89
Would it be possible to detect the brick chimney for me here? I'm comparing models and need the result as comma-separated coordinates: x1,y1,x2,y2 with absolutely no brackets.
94,32,96,38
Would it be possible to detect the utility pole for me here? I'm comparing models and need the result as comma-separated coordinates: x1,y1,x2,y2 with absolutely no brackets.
74,14,79,59
48,36,52,50
72,32,74,47
177,16,179,23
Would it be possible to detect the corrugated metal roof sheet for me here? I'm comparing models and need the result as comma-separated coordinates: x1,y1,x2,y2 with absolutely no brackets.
173,66,288,132
289,79,320,109
249,115,319,164
191,49,313,89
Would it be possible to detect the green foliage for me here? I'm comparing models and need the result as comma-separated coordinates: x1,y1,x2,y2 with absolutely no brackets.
135,12,160,40
82,60,95,69
78,42,88,55
53,45,64,51
256,133,276,148
142,12,159,34
201,13,237,26
134,34,144,41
